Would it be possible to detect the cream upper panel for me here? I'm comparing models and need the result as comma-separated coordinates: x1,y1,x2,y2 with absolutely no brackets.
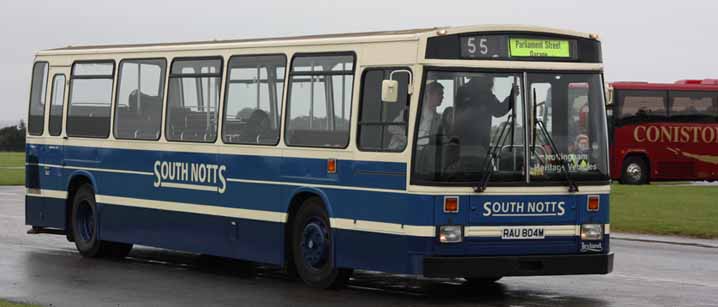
35,24,595,56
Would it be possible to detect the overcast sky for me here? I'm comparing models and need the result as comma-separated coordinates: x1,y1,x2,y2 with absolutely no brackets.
1,0,716,122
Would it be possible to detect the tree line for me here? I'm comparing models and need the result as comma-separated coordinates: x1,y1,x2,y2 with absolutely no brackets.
0,121,26,151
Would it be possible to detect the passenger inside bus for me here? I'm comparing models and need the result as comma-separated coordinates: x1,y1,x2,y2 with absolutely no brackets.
115,89,163,139
238,109,272,144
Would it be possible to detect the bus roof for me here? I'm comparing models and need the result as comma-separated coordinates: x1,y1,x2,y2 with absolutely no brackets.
37,25,595,56
611,80,718,91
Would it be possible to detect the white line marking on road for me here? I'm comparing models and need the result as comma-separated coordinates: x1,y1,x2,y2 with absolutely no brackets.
610,273,718,289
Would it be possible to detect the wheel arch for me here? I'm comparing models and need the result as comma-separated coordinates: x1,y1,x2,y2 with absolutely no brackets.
282,187,334,270
622,152,650,171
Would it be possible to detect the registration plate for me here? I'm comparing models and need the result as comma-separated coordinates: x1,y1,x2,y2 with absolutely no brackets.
501,227,545,240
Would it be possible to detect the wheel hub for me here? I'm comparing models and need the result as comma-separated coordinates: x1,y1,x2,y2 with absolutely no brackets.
77,201,95,242
302,219,328,269
626,163,642,181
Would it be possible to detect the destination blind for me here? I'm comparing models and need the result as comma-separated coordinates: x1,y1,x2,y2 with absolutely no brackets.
460,35,575,59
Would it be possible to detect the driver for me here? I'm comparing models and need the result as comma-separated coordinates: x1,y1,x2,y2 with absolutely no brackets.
453,76,513,156
388,81,444,149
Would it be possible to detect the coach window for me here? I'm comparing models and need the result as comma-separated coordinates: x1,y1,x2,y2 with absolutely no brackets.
286,53,354,148
617,90,667,123
223,55,286,145
357,68,410,151
166,58,222,143
114,59,167,140
669,91,717,122
67,61,115,138
48,74,66,136
28,62,49,136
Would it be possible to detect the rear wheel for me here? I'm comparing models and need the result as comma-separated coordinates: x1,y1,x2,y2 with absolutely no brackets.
291,197,351,289
621,156,648,184
71,184,132,258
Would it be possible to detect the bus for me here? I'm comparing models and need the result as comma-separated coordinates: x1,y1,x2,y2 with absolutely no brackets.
607,80,718,184
25,25,613,288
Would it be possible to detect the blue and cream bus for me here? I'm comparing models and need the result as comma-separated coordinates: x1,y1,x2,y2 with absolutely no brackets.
25,25,612,288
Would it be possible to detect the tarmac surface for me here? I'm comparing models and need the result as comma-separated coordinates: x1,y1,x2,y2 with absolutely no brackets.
0,185,717,307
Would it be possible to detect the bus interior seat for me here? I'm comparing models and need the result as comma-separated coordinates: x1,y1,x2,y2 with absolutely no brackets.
288,129,346,147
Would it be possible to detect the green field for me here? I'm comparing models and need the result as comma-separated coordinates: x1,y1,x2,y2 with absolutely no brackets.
611,183,718,239
0,299,40,307
0,152,24,186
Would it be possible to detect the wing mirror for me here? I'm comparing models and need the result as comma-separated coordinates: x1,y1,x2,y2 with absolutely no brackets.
381,69,413,103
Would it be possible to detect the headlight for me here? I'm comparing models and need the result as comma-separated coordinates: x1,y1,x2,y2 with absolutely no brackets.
439,225,463,243
581,224,603,241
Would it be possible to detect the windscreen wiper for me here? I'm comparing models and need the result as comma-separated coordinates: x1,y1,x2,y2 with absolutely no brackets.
474,86,516,193
532,88,578,192
474,113,513,192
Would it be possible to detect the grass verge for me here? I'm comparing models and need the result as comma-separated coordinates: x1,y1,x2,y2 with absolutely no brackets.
611,183,718,239
0,152,24,186
0,299,41,307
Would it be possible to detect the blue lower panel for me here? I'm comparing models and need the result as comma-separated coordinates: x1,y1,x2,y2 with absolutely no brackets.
25,196,65,229
98,204,283,265
26,196,43,226
97,203,428,275
335,229,414,274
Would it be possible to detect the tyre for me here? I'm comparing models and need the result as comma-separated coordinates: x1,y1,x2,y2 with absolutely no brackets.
621,156,648,185
71,184,132,258
291,197,351,289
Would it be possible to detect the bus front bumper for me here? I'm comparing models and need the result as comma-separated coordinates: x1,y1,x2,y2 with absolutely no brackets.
423,253,614,278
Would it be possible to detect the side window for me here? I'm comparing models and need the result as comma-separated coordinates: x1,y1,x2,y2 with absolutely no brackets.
166,58,222,142
223,55,286,145
669,91,717,121
67,61,115,138
286,54,354,148
357,69,410,151
28,62,49,135
617,90,667,121
48,75,66,136
114,59,167,140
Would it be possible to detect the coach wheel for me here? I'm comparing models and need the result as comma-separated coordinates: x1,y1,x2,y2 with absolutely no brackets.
621,157,648,185
291,197,351,289
71,184,132,258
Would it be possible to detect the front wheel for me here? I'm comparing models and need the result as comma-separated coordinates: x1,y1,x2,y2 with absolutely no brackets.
71,184,132,258
621,156,648,185
291,197,351,289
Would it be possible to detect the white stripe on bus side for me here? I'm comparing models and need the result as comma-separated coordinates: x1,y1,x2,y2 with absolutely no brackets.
95,194,287,223
26,188,68,199
331,218,435,237
159,182,219,192
226,178,406,194
30,163,154,176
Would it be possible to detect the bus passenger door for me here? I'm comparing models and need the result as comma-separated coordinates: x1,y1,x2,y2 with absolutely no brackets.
44,67,69,228
46,68,69,180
